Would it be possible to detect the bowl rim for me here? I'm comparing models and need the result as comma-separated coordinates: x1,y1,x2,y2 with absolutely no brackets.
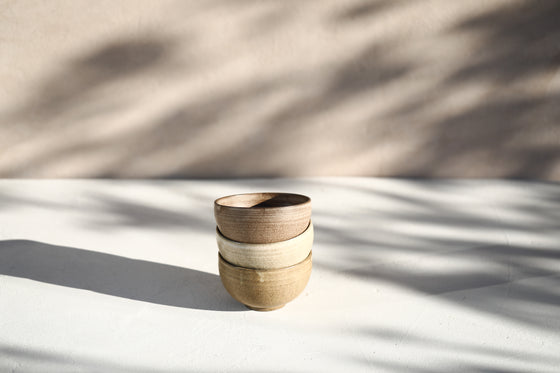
219,251,312,272
216,220,313,246
214,192,311,210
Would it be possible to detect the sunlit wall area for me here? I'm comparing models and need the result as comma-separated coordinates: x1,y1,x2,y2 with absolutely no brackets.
1,0,558,179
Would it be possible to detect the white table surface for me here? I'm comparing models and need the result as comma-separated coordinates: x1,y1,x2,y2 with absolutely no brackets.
1,178,559,372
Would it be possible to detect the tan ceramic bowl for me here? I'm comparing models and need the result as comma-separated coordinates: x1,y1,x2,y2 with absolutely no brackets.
218,251,312,311
214,192,311,244
216,222,313,269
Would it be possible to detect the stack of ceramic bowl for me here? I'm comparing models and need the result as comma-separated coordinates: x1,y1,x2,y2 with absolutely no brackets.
214,192,313,311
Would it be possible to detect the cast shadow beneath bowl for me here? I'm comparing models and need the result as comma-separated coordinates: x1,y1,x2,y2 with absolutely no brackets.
0,240,246,312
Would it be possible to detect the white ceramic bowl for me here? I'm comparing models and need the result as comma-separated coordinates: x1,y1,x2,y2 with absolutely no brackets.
216,221,313,269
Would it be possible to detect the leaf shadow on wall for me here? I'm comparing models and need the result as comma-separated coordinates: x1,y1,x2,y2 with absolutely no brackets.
1,0,559,178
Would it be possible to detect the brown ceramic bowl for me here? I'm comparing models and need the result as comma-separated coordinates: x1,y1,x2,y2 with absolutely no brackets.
218,251,312,311
214,192,311,244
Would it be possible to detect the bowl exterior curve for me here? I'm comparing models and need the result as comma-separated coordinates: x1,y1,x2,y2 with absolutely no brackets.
216,223,313,269
218,252,312,310
214,193,311,244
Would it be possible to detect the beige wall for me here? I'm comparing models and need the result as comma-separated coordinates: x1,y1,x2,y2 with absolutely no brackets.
1,0,559,179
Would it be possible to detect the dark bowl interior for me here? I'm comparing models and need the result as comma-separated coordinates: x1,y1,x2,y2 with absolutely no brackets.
215,193,310,209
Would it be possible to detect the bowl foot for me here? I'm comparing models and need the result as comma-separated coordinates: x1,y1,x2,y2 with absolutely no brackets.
246,305,285,312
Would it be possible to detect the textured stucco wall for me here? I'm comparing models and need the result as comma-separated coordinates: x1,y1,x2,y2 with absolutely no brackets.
1,0,559,179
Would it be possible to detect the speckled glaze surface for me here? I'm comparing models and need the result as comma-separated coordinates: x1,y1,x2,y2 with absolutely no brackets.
214,193,311,244
218,252,312,311
216,222,313,269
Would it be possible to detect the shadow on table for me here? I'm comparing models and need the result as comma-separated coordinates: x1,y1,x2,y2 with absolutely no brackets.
0,240,246,312
311,178,560,331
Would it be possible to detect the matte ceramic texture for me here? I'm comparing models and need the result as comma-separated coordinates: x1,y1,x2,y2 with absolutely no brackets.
218,252,312,311
214,193,311,244
216,222,313,270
